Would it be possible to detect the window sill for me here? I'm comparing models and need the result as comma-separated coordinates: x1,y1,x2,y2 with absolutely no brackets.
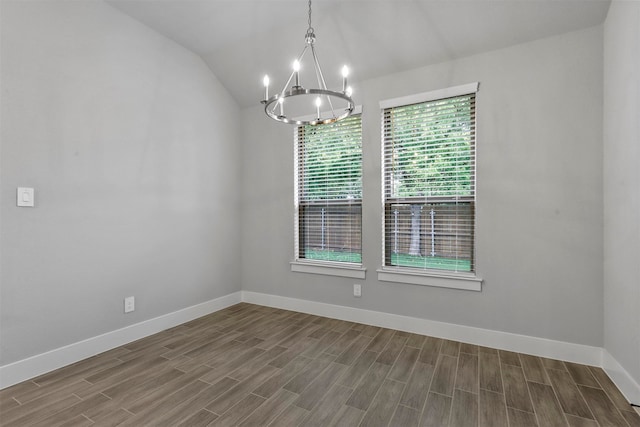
377,267,482,291
291,261,366,279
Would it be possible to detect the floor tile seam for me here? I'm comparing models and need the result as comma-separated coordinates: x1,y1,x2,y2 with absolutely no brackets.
197,373,233,386
453,384,479,395
497,357,512,425
479,386,504,394
576,382,632,427
386,372,410,385
528,378,573,426
70,388,96,402
588,365,636,413
116,406,136,417
11,393,29,405
449,386,480,427
7,396,21,408
1,388,84,423
445,348,461,401
425,389,454,399
567,413,603,426
287,359,338,401
0,384,37,402
620,405,640,414
513,363,540,426
251,394,298,427
377,337,409,367
544,371,597,421
380,409,401,427
405,344,423,350
29,371,85,390
341,353,381,392
412,354,439,424
525,376,554,386
458,351,480,396
444,392,454,426
19,394,86,427
230,392,272,425
504,403,535,414
500,360,522,368
122,373,211,416
356,377,405,427
344,365,394,412
78,413,93,424
544,365,570,375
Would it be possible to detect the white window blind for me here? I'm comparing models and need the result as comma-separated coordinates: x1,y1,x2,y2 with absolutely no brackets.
382,89,476,273
295,114,362,264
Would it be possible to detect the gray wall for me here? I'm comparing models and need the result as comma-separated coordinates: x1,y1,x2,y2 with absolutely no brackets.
603,1,640,386
240,26,604,347
0,0,610,371
0,1,241,365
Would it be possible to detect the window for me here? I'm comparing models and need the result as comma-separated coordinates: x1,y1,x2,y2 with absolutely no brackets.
381,84,478,279
295,113,362,268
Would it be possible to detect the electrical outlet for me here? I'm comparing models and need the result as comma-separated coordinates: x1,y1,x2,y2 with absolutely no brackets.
353,284,362,297
124,296,135,313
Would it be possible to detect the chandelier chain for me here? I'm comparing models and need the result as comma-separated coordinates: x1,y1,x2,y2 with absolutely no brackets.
308,0,312,30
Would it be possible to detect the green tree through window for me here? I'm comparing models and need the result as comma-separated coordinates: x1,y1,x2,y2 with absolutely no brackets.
296,114,362,263
383,93,476,273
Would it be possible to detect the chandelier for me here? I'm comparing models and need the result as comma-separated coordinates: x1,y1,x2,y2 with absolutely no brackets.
261,0,354,126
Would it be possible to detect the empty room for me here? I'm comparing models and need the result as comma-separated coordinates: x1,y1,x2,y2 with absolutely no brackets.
1,0,639,425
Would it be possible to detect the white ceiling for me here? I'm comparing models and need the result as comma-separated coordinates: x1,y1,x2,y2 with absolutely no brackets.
106,0,611,108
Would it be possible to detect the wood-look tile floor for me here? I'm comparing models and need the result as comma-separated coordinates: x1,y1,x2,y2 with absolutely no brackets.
1,303,639,427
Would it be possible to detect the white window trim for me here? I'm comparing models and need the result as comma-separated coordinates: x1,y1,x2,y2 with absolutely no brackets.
379,82,479,109
377,267,482,291
379,82,481,291
291,260,366,279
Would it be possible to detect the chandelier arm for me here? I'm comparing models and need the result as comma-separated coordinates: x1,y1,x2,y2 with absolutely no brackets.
269,45,310,115
310,44,337,118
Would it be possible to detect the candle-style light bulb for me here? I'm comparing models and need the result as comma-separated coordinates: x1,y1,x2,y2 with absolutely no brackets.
263,75,270,100
346,86,353,97
315,97,322,119
293,60,301,88
341,65,349,92
278,97,284,117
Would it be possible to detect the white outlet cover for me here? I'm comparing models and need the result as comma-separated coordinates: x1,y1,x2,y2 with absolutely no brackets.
124,296,135,313
353,284,362,297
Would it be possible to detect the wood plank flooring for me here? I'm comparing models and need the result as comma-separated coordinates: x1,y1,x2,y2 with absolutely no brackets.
1,303,639,426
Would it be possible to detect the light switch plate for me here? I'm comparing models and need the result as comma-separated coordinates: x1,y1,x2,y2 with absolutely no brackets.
17,187,35,207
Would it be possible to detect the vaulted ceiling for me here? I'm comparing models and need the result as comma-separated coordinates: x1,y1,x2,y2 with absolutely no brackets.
106,0,611,108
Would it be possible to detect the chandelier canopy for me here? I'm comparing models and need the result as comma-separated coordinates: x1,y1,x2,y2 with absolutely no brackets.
261,0,354,126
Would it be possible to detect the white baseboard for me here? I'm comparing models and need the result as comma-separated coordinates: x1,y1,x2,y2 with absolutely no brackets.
0,292,242,389
603,350,640,405
3,289,638,407
241,291,603,367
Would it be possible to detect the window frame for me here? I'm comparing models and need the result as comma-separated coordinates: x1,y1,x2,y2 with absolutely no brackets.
292,107,366,279
378,83,482,291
